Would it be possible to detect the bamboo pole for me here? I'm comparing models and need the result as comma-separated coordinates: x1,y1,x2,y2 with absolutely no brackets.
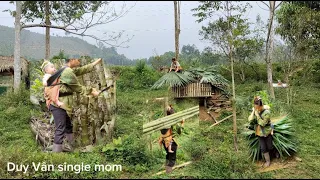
80,96,90,146
209,115,233,128
72,93,80,147
143,112,199,133
103,62,116,140
92,96,102,144
98,96,107,140
89,97,96,144
143,109,199,132
79,58,90,146
144,106,198,126
143,106,198,129
153,161,192,176
143,112,199,135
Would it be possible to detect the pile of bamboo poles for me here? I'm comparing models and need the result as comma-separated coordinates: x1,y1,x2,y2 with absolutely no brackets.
143,106,199,136
71,57,117,147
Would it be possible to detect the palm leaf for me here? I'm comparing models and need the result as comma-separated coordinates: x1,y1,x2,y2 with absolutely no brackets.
151,71,195,89
184,66,230,87
245,115,297,162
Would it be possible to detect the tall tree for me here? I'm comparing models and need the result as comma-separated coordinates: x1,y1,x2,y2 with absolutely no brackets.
44,1,50,60
193,1,252,151
174,1,181,61
7,1,135,59
181,44,200,57
275,1,320,59
234,16,265,82
259,1,282,100
13,1,22,91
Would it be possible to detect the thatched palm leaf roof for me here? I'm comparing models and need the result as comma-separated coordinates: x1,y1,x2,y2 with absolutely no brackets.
185,66,229,87
151,71,195,90
0,56,29,75
151,66,230,90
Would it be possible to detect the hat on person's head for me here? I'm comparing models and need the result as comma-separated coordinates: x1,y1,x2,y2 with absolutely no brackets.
41,60,52,73
254,96,263,106
160,128,169,135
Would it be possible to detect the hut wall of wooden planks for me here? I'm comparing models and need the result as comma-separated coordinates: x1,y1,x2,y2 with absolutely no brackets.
171,81,231,121
172,82,212,98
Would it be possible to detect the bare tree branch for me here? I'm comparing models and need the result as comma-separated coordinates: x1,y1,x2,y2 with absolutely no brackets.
261,1,270,8
21,1,136,48
275,1,283,10
256,1,269,11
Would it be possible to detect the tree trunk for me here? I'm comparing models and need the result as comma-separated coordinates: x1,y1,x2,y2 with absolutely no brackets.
13,1,22,91
174,1,180,61
227,1,238,152
266,1,276,100
239,62,246,83
45,1,51,60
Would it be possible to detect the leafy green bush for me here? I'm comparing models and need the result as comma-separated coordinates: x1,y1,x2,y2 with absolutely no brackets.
112,65,162,91
219,63,268,83
310,59,320,83
102,134,158,172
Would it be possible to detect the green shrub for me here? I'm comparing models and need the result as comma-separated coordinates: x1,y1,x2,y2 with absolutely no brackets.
112,65,162,91
102,134,158,172
310,59,320,83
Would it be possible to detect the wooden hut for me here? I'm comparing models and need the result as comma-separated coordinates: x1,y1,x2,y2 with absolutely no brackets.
172,82,231,121
0,56,30,90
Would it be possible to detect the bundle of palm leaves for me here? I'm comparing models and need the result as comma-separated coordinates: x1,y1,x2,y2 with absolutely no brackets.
151,66,229,90
243,115,297,162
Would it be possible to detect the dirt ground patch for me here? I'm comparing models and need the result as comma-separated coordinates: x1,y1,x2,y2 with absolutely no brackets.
256,156,300,173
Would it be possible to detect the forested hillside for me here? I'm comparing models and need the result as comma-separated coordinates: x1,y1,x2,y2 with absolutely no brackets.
0,25,134,65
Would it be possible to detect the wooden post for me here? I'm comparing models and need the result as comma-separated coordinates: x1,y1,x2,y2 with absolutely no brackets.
148,116,152,151
164,97,169,117
173,1,180,61
153,161,192,176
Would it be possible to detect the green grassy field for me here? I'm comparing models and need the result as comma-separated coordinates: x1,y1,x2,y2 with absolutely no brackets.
0,81,319,178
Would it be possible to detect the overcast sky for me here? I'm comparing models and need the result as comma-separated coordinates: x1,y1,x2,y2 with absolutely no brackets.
0,1,273,60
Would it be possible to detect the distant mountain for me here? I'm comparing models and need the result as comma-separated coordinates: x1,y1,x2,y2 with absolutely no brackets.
0,25,135,65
